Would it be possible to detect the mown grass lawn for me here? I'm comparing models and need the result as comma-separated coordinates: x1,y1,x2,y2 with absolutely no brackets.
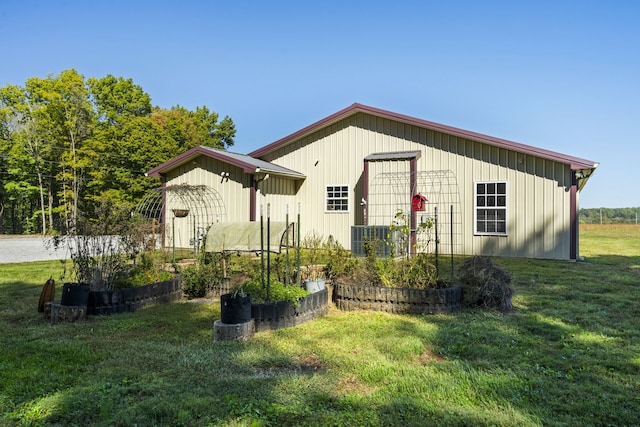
1,225,639,426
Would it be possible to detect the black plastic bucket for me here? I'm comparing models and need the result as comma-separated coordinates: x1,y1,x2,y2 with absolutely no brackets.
220,293,252,324
61,283,90,307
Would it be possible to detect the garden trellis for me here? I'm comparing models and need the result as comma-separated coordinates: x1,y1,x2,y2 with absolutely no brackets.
367,170,462,273
134,184,226,253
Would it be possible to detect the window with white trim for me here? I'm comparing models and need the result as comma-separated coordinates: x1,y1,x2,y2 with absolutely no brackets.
326,185,349,212
475,181,507,235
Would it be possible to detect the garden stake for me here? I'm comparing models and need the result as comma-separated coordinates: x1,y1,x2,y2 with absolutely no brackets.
260,205,265,289
451,204,454,280
267,203,271,302
297,203,301,286
435,206,439,278
285,205,290,285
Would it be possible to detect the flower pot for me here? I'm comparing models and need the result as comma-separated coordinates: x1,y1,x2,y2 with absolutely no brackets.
220,293,252,324
61,283,90,307
304,279,326,293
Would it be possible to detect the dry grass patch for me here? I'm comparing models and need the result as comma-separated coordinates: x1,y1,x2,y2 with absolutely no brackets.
335,374,378,397
416,346,446,364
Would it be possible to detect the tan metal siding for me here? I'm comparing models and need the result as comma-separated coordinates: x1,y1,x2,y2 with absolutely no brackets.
257,177,297,222
261,112,574,260
164,158,253,247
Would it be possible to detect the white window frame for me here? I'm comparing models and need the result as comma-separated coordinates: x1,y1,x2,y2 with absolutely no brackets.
474,181,508,236
325,184,349,213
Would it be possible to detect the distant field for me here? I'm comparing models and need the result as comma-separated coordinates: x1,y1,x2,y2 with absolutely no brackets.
579,223,640,261
581,223,640,232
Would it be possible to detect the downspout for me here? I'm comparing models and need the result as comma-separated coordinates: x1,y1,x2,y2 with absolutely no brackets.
570,173,578,261
362,160,369,226
250,175,257,221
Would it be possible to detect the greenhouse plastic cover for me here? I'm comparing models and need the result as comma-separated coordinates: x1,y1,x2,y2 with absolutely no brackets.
204,222,293,253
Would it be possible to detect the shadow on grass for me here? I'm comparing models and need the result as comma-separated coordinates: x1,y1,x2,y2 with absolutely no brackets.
422,254,640,425
0,280,50,324
3,258,640,426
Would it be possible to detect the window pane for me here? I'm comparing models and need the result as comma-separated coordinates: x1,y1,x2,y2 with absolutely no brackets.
326,185,348,211
475,182,507,234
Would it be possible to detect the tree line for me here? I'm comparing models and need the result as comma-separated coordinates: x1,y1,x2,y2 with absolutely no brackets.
579,207,640,224
0,69,235,235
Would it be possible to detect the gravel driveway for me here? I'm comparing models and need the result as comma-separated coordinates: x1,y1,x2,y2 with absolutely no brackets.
0,236,70,264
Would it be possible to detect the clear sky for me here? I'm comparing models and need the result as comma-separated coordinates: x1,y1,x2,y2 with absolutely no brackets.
1,1,637,209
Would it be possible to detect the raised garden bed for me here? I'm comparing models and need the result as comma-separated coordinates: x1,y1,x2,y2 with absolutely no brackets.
250,287,328,332
87,276,182,315
332,283,462,314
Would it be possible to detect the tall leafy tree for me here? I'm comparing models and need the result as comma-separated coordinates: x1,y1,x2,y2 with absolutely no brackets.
88,74,152,125
151,105,235,150
1,70,95,234
53,69,94,234
86,75,154,207
1,83,59,234
1,69,236,235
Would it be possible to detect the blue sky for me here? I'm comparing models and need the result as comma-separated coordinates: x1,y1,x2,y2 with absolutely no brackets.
1,1,637,209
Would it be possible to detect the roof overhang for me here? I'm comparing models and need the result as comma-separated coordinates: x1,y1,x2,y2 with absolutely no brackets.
364,151,421,162
574,164,599,192
249,103,599,173
146,146,305,180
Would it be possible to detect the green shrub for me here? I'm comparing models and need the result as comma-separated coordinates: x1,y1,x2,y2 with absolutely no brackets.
323,237,358,282
110,252,174,289
124,267,173,288
378,253,440,289
240,279,309,306
181,260,220,299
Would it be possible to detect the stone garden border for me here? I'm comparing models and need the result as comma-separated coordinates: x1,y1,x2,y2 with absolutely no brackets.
86,276,182,315
250,287,329,332
332,283,462,314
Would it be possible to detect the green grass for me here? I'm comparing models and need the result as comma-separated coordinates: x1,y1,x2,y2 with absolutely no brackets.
1,225,639,426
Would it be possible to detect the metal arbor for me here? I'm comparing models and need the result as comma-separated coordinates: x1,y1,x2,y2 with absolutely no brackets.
367,170,462,257
134,184,226,252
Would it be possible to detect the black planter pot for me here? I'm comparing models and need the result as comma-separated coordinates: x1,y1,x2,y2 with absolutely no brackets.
220,293,252,324
87,290,112,315
61,283,90,307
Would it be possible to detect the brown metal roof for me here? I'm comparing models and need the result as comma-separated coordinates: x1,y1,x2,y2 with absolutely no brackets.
249,103,599,171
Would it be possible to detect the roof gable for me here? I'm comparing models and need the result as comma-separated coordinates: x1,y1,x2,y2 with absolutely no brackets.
146,146,305,179
249,103,598,171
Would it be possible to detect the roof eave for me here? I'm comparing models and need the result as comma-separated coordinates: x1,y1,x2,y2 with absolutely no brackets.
249,103,598,170
575,163,599,192
145,146,306,180
265,170,307,180
146,146,271,177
